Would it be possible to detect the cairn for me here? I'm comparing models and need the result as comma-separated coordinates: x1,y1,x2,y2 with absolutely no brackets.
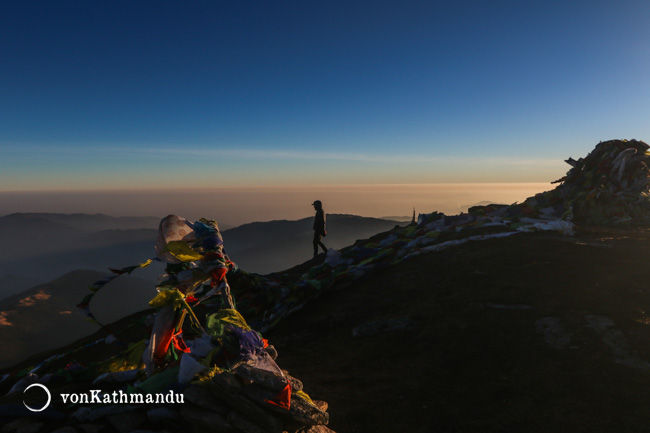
1,214,333,433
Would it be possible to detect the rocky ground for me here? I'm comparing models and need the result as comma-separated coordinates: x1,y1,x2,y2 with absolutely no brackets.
5,226,650,432
268,227,650,433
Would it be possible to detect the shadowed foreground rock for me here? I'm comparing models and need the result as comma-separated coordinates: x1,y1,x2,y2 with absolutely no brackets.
1,347,333,433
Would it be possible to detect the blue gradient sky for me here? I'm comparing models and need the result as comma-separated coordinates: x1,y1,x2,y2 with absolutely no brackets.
1,1,649,218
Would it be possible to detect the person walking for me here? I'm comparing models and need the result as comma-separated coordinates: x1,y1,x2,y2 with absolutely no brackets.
312,200,327,257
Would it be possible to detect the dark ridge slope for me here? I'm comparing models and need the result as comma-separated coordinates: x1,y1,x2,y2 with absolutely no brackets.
270,227,650,433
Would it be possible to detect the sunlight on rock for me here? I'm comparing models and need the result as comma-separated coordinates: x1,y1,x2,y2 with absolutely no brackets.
17,289,51,307
0,311,14,326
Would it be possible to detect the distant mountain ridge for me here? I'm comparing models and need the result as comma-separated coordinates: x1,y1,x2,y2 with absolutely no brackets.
222,214,404,274
0,212,161,231
0,212,404,301
0,213,161,300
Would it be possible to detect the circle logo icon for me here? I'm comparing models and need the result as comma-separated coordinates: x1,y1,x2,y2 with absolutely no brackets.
23,383,51,412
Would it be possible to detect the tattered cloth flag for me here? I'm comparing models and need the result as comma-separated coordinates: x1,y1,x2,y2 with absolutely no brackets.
76,259,156,325
77,215,236,356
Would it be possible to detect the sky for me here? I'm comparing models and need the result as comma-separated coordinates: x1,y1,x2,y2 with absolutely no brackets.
1,0,649,225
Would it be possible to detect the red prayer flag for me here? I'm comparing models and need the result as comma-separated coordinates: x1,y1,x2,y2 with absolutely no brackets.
265,383,291,410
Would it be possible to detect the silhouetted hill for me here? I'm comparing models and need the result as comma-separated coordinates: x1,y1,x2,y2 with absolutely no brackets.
461,200,499,210
222,214,404,274
0,269,154,369
0,213,161,299
0,274,42,300
380,215,412,222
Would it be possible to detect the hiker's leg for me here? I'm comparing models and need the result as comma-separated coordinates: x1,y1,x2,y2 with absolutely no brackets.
313,232,319,256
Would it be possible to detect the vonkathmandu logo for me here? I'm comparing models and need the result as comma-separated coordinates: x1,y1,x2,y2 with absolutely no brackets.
23,384,184,412
23,383,51,412
61,389,185,405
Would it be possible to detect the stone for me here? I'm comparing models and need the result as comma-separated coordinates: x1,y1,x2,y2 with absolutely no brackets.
131,430,171,433
146,407,183,425
180,406,234,432
235,364,288,392
76,424,107,433
240,385,329,427
240,384,290,415
283,425,337,433
50,428,78,433
72,405,140,423
1,418,45,433
211,371,241,393
209,383,284,433
289,394,329,426
286,374,303,392
227,411,269,433
106,409,147,433
535,317,573,349
183,385,231,415
280,371,304,392
264,345,278,360
303,426,336,433
585,315,650,370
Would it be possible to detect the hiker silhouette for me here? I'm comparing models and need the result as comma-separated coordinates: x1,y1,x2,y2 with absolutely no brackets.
312,200,327,257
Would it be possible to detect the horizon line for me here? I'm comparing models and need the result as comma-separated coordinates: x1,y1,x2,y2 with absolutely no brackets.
0,181,554,194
